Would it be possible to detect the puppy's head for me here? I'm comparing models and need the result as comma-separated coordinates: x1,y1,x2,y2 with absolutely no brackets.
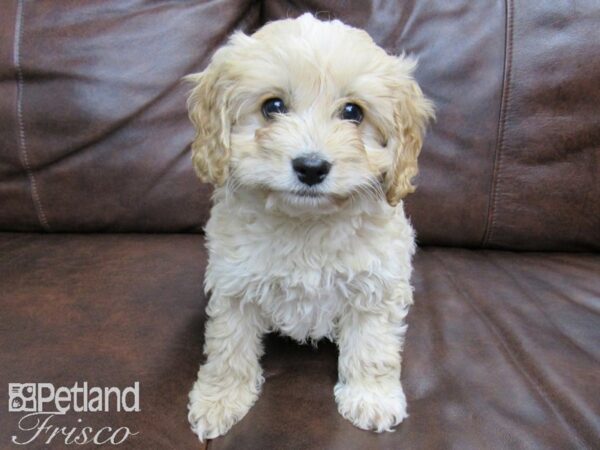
187,14,434,213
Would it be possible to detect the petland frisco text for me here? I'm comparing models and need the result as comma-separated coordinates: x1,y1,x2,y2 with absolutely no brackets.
8,382,140,446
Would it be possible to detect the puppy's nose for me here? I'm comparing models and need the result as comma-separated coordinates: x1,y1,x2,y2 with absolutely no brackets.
292,155,332,186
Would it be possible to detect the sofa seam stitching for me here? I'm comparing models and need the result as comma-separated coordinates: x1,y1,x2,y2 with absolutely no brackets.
482,0,513,247
13,0,50,231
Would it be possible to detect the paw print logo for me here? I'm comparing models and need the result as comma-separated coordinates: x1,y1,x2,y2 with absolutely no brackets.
8,384,36,412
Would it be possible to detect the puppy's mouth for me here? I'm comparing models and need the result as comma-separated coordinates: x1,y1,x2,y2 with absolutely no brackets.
288,189,327,199
279,189,349,208
264,188,346,215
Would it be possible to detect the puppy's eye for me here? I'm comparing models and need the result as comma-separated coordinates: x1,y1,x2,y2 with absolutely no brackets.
262,98,287,119
341,103,363,124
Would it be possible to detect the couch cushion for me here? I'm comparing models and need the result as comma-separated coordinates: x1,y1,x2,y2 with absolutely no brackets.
2,1,599,250
1,234,598,449
0,0,261,232
478,1,600,251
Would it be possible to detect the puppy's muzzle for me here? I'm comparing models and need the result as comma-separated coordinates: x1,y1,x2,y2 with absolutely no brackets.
292,154,332,186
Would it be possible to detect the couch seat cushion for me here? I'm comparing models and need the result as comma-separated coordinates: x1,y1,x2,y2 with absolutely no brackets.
0,234,598,449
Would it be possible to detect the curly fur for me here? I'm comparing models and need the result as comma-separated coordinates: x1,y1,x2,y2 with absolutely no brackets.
186,13,434,441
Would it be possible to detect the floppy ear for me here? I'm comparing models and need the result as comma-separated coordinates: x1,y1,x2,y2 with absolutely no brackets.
385,72,435,206
186,55,233,186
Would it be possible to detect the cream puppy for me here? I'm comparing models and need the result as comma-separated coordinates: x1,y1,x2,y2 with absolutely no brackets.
186,13,434,441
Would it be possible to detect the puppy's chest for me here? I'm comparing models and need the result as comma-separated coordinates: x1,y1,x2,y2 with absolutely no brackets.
216,221,387,341
207,203,411,341
258,271,346,342
244,234,374,341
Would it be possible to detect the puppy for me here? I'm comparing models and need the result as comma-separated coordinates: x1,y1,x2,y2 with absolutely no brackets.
186,13,434,441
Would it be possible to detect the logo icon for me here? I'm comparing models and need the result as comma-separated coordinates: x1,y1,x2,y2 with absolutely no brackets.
8,383,36,412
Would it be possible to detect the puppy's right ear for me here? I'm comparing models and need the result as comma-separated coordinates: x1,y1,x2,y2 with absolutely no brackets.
185,54,233,186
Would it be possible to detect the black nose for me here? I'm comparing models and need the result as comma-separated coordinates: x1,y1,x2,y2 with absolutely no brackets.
292,156,332,186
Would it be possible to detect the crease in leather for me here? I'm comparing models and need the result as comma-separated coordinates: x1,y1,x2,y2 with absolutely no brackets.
27,0,261,176
482,253,599,364
429,249,590,449
35,74,188,173
13,0,50,231
509,254,600,317
477,252,600,446
482,0,513,248
135,149,191,210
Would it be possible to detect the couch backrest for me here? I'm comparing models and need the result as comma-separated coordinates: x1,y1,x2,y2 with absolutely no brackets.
1,0,598,250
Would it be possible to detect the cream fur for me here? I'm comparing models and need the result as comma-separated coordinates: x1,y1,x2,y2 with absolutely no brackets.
186,13,433,441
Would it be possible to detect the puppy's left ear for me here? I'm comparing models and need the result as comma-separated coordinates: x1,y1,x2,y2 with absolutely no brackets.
385,61,435,206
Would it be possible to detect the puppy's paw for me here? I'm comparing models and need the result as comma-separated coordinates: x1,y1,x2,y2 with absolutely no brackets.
188,379,260,442
334,381,408,432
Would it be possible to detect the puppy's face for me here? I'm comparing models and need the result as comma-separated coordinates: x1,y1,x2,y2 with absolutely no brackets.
187,14,433,213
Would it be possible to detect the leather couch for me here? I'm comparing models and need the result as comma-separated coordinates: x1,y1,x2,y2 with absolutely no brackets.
1,1,598,449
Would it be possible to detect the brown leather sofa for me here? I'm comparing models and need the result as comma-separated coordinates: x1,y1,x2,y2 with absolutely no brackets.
1,1,599,449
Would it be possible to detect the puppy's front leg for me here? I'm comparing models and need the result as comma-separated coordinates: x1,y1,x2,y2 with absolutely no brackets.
188,299,266,441
335,291,411,432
